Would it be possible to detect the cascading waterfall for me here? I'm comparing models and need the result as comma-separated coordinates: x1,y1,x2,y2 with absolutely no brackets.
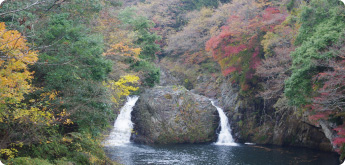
211,100,238,146
104,96,139,146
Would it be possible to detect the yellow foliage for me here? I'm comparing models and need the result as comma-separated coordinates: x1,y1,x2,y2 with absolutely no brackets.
0,23,58,127
103,42,141,59
254,0,272,8
0,22,38,105
0,142,23,159
63,118,74,125
103,75,139,103
0,148,17,159
62,137,73,143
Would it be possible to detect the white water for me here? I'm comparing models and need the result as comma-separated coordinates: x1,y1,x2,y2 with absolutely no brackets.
104,96,139,146
211,101,238,146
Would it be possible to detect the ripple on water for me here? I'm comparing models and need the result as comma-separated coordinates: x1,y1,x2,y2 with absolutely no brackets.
104,143,339,165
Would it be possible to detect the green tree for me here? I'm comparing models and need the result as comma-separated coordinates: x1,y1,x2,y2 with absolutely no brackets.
285,0,345,106
118,7,161,61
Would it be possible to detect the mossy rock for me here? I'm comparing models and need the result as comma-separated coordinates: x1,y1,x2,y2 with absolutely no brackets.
132,86,219,144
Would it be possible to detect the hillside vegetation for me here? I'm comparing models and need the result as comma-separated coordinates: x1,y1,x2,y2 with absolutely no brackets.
0,0,344,163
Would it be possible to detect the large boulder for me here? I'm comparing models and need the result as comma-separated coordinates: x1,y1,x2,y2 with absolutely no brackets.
131,86,219,144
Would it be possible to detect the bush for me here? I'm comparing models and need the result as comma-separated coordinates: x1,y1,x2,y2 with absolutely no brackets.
7,157,52,165
130,60,160,87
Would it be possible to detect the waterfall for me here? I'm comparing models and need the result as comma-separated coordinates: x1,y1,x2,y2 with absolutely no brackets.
104,96,139,146
211,100,238,146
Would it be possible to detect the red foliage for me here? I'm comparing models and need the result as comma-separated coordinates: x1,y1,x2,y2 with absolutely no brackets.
262,7,283,20
308,35,345,153
249,47,260,69
222,67,237,76
333,125,345,150
308,111,331,123
206,6,287,91
333,137,345,147
311,37,344,116
335,125,345,136
223,44,247,58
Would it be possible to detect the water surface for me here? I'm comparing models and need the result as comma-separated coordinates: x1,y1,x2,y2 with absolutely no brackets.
104,143,339,165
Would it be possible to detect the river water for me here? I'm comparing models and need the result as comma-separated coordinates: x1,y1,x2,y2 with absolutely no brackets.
104,143,339,165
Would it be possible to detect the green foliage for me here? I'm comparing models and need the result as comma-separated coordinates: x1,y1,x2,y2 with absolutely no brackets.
180,0,228,10
0,0,115,163
130,60,160,87
286,0,295,11
28,13,113,136
132,18,161,61
285,0,345,106
118,7,161,61
109,0,123,7
340,144,345,161
25,132,112,164
183,79,193,90
294,0,342,45
200,61,219,73
34,13,111,88
7,157,53,165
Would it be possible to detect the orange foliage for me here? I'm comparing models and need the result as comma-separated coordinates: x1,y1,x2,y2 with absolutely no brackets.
103,42,141,59
0,22,38,104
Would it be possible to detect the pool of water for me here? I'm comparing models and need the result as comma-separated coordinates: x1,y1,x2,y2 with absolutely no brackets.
104,143,339,165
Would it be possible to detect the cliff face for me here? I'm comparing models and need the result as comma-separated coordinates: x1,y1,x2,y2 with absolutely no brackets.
158,65,335,151
131,86,219,144
218,79,334,152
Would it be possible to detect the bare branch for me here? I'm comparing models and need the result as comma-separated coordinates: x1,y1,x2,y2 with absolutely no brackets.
0,0,46,16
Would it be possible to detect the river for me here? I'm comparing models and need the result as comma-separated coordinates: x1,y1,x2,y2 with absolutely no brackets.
104,143,339,165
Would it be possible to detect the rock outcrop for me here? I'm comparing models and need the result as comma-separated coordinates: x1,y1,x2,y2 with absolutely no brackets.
156,62,334,152
217,81,333,151
131,86,219,144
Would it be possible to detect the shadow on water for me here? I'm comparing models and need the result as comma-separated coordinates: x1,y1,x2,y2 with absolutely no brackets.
104,143,339,165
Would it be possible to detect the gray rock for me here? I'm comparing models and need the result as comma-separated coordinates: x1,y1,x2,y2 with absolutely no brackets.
216,79,333,152
131,86,219,144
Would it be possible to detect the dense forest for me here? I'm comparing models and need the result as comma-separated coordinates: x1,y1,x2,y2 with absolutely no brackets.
0,0,344,164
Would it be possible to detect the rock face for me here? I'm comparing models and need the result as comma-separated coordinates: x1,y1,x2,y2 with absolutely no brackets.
157,63,334,152
131,86,219,144
217,82,333,152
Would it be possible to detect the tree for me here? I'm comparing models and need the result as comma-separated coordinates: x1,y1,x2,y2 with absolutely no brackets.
256,13,299,100
0,22,38,105
0,0,116,163
307,35,345,156
311,38,345,118
0,22,63,160
165,7,218,56
206,1,287,92
118,7,161,61
103,75,140,104
284,0,345,106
